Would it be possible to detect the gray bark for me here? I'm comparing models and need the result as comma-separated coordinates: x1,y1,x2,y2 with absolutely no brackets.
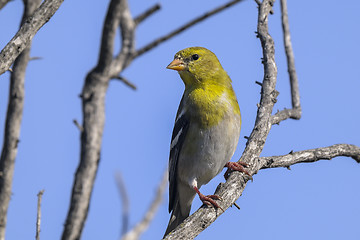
0,1,42,239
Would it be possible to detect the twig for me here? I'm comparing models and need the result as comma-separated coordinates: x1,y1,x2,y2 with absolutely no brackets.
0,0,64,75
134,0,244,58
72,119,83,132
260,144,360,169
122,171,168,240
134,4,161,26
115,172,130,237
29,56,42,61
271,0,301,125
113,76,137,90
233,202,241,210
0,1,41,239
35,190,45,240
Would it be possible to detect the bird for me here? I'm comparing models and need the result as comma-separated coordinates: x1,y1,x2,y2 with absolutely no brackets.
164,47,249,237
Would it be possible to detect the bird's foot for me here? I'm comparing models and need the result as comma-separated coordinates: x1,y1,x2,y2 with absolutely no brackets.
224,161,253,181
193,187,224,212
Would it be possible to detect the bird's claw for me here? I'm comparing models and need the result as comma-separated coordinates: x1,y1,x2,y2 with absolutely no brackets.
199,194,224,212
224,161,253,181
193,186,224,211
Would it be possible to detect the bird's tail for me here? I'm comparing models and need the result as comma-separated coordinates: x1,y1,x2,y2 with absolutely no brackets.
163,200,189,238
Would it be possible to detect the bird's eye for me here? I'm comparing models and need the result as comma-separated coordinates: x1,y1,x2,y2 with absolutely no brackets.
191,54,199,61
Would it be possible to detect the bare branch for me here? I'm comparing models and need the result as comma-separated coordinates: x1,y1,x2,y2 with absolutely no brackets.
122,171,168,240
280,0,300,110
112,76,137,90
35,190,45,240
271,0,301,124
260,144,360,169
0,1,41,239
271,108,300,125
0,0,64,75
134,0,244,58
97,0,125,73
164,1,277,238
238,0,278,166
134,3,161,26
62,1,135,239
115,172,130,237
110,1,135,76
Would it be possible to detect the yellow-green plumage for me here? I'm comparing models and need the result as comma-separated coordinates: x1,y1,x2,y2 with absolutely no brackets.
175,47,240,128
187,83,240,128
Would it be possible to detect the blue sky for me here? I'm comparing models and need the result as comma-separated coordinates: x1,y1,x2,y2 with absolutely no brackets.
0,0,359,239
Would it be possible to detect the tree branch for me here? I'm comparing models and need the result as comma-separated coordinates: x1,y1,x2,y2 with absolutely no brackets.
134,0,244,58
271,0,301,125
0,1,41,239
115,172,130,237
112,76,137,90
35,190,45,240
110,0,135,77
122,171,168,240
61,0,130,238
260,144,360,169
0,0,64,75
134,4,161,26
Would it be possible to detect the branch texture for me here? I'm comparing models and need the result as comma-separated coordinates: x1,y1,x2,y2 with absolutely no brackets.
260,144,360,169
0,0,64,75
61,0,133,239
0,1,41,239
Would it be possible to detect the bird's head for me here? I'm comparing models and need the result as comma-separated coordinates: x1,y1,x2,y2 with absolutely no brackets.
167,47,229,88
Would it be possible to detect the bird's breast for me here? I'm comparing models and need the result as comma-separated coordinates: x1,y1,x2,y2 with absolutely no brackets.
186,85,240,128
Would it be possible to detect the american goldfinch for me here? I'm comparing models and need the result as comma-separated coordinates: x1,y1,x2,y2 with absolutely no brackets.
164,47,249,236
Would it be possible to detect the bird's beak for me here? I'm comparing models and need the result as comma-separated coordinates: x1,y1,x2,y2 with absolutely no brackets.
167,58,185,71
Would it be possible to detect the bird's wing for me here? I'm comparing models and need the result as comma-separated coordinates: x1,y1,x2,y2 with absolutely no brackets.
168,97,190,213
